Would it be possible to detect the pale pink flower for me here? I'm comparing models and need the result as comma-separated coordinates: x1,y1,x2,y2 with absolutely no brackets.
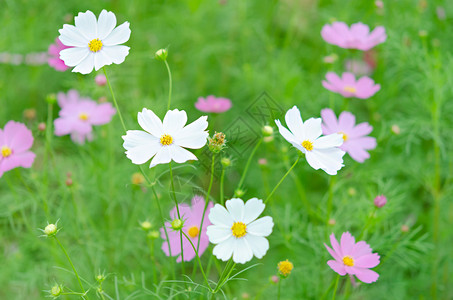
95,74,107,86
345,59,373,77
321,22,387,51
54,90,116,144
325,232,380,284
321,108,376,163
195,95,232,113
0,121,36,178
322,72,380,99
48,38,70,71
374,195,387,208
161,196,214,262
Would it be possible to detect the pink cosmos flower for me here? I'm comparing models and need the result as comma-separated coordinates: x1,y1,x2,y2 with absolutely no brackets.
322,72,380,99
321,22,387,51
325,232,380,284
95,74,107,86
54,90,116,144
195,95,232,113
48,38,71,71
321,108,376,163
161,196,213,262
0,121,36,178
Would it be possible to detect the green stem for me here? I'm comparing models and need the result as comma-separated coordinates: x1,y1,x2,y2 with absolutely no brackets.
103,67,127,132
277,279,281,300
181,231,212,292
220,166,226,205
213,262,236,293
164,60,173,110
326,176,337,225
264,156,300,204
236,138,263,192
54,236,86,296
169,163,185,273
332,275,340,300
358,207,377,240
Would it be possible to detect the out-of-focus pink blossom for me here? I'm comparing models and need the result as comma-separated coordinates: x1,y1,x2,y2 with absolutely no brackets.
374,195,387,208
325,232,380,284
0,121,36,178
161,196,213,262
195,95,232,113
322,72,381,99
95,74,107,86
321,22,387,51
48,38,70,71
54,90,116,144
321,108,377,163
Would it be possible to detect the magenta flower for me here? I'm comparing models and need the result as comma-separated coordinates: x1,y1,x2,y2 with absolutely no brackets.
374,195,387,208
195,95,232,113
325,232,380,284
0,121,36,178
161,196,213,262
322,72,380,99
48,38,71,71
321,22,387,51
321,108,376,163
54,90,116,144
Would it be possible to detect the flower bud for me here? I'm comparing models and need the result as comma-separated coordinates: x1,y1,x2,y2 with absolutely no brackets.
262,125,273,136
208,132,226,153
140,220,152,231
96,274,105,283
328,218,336,226
401,224,409,233
277,259,294,278
171,218,184,231
270,275,279,284
374,195,387,208
23,108,37,120
155,48,168,61
65,178,73,187
323,53,338,64
147,230,160,240
258,158,267,165
347,187,357,196
234,188,245,197
391,124,401,135
221,157,231,168
38,122,46,132
50,284,62,297
46,93,57,104
44,223,58,237
95,74,107,86
131,172,145,185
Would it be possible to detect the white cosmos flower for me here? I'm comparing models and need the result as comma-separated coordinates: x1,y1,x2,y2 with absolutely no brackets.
122,108,208,168
206,198,274,264
58,10,131,74
275,106,345,175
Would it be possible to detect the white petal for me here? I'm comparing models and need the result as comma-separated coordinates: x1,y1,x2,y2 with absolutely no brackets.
100,45,129,65
313,133,343,149
208,204,234,228
225,198,245,222
168,145,197,164
174,116,208,149
206,225,232,244
243,198,265,224
162,109,188,135
94,51,113,71
122,131,160,165
275,119,299,144
245,234,270,259
59,24,88,47
232,237,253,264
138,108,164,137
97,10,117,40
149,147,172,168
103,22,131,46
305,147,345,175
302,118,323,141
285,106,305,140
247,216,274,237
72,52,94,74
74,10,98,40
59,47,89,67
213,236,236,261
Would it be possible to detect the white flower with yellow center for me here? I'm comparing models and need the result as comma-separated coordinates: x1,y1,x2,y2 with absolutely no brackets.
206,198,274,264
122,108,209,168
275,106,345,175
58,10,131,74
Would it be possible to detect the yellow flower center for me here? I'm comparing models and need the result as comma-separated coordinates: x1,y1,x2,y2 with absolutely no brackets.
277,260,294,277
343,86,357,93
79,113,89,121
1,146,12,158
339,131,348,141
342,255,355,267
88,38,103,52
231,222,247,238
301,140,313,151
160,134,173,146
188,226,199,238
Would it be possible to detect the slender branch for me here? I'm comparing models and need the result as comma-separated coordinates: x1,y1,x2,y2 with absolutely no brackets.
103,67,127,132
264,156,300,204
164,60,173,110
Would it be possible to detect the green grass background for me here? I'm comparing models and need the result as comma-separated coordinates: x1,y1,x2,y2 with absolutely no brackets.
1,0,453,299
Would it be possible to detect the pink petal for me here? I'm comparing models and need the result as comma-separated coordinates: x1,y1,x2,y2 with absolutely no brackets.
341,72,356,85
89,103,116,125
327,260,347,276
340,232,355,256
329,233,343,257
349,122,373,138
325,243,341,261
354,253,380,268
338,111,356,131
0,151,35,173
353,268,379,283
351,241,373,257
3,121,34,152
